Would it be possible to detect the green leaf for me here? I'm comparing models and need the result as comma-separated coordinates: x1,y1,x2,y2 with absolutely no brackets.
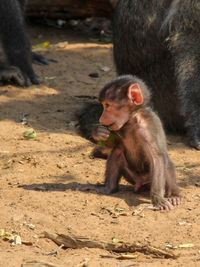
33,88,40,92
100,140,106,147
107,133,115,142
26,132,37,140
112,237,124,243
34,41,50,49
23,128,37,140
115,207,125,212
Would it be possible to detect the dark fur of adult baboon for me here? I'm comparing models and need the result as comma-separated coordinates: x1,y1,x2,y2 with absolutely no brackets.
0,0,54,87
113,0,200,149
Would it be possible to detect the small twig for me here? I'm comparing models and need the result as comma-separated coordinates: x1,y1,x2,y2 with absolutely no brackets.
117,265,137,267
75,78,93,85
44,244,64,255
101,254,138,259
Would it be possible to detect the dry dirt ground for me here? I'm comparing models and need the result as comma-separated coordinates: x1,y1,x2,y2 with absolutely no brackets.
0,23,200,267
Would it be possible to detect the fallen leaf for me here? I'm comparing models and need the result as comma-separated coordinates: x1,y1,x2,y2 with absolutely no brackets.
1,150,9,154
0,229,5,237
4,232,14,241
33,88,40,92
115,207,125,212
45,76,57,80
33,41,50,49
24,128,37,140
100,66,110,72
112,237,124,243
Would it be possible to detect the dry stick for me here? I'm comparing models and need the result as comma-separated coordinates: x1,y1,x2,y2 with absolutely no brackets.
22,261,61,267
43,231,178,259
44,244,65,255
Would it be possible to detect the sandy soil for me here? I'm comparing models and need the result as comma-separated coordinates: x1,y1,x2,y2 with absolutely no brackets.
0,23,200,267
